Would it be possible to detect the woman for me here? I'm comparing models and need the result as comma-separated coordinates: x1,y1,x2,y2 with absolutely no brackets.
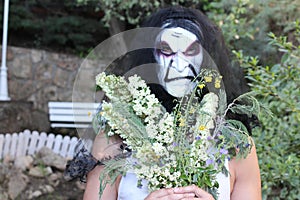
68,6,261,200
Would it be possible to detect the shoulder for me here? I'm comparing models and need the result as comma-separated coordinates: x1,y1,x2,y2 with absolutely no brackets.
92,132,123,160
229,140,262,200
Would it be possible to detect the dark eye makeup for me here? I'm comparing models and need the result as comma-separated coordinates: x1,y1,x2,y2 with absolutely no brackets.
157,41,200,56
158,41,174,56
184,41,200,56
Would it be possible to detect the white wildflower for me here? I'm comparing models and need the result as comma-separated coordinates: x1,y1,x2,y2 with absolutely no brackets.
152,142,168,157
146,121,159,139
95,72,131,102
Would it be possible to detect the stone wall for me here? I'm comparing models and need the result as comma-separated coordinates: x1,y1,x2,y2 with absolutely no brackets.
6,46,82,111
0,46,105,133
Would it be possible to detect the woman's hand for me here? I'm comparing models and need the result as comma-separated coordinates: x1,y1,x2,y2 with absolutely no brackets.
145,185,214,200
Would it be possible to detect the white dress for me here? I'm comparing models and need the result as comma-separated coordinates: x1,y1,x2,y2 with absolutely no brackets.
117,160,230,200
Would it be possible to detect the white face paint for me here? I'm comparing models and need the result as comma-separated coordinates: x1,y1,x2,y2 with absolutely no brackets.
155,27,203,97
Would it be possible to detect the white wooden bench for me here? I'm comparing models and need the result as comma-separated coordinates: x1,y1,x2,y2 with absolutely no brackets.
48,102,101,129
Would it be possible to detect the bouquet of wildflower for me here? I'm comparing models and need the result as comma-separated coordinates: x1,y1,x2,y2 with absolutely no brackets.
95,70,261,199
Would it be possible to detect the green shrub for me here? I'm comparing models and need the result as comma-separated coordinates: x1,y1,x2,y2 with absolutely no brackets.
233,21,300,199
78,0,210,26
206,0,300,64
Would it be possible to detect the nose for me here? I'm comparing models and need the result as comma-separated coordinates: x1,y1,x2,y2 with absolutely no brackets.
171,52,189,72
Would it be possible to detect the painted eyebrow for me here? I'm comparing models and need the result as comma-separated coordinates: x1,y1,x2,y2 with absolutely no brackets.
184,41,200,54
156,41,175,55
159,39,199,53
159,41,172,50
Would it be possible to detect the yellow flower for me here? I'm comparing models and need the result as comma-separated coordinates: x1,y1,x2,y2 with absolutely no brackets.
198,125,206,131
198,83,205,89
189,107,195,114
179,118,185,127
88,111,92,116
215,79,221,89
204,76,212,83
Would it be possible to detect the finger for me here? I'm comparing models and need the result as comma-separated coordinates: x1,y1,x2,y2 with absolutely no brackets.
153,193,195,200
180,195,211,200
145,188,195,200
173,185,214,199
146,188,174,198
160,193,195,200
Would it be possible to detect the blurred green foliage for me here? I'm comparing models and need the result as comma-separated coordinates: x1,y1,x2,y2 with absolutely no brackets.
206,1,300,199
205,0,300,64
233,21,300,200
77,0,201,23
0,0,109,55
91,0,204,26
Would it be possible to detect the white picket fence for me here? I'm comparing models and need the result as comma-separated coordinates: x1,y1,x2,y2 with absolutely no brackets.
0,129,79,160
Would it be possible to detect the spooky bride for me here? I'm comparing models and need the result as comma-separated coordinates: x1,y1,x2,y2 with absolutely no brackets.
65,6,261,200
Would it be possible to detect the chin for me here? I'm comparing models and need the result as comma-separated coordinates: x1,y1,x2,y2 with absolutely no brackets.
165,80,194,97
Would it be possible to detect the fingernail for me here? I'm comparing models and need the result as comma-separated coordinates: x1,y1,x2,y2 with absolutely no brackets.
173,188,179,193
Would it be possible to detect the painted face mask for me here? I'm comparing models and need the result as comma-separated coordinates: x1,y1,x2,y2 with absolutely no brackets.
155,27,203,97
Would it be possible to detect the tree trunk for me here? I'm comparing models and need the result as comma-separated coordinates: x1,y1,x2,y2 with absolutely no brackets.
106,17,128,60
